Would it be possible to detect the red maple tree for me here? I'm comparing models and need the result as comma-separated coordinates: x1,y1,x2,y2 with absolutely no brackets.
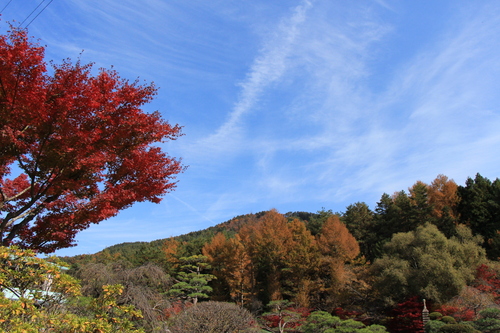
0,26,184,252
386,296,425,333
474,264,500,302
434,305,475,322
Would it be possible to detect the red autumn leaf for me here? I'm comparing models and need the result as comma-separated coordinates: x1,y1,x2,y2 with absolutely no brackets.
0,26,185,252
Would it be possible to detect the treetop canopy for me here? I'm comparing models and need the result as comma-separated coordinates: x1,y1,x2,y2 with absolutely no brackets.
0,26,184,252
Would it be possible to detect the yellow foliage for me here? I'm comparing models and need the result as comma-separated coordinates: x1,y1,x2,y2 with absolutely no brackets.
0,246,145,332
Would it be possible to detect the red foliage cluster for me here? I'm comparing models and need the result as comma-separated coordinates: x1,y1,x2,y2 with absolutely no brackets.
332,307,362,319
434,305,475,322
163,300,192,319
332,307,375,326
0,27,184,252
474,264,500,302
430,264,500,322
260,306,311,332
385,296,424,333
292,306,312,317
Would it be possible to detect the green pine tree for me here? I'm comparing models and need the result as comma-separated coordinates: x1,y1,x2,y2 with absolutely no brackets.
168,255,215,304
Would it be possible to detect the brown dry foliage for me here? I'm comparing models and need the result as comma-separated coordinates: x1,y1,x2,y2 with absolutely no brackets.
168,301,259,333
75,262,172,331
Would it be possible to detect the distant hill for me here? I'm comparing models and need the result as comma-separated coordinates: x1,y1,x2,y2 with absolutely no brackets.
59,211,322,268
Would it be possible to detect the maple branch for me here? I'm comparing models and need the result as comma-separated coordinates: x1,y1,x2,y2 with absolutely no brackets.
0,183,32,214
16,156,32,179
0,188,5,207
19,125,30,133
3,184,33,203
32,126,54,179
2,202,46,245
0,179,55,235
2,205,38,229
1,196,39,232
0,77,7,104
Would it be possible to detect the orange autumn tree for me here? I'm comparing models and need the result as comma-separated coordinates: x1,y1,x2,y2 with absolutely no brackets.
239,209,294,304
201,210,366,310
283,218,321,307
204,211,322,308
202,233,253,306
427,175,459,219
316,215,360,309
317,215,359,261
427,175,460,237
162,238,181,275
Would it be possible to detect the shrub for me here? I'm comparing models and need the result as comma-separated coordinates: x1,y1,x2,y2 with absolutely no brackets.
168,301,258,333
441,316,457,324
437,323,479,333
472,307,500,332
75,262,172,331
478,307,500,319
302,311,388,333
425,320,445,333
385,296,425,332
430,312,444,320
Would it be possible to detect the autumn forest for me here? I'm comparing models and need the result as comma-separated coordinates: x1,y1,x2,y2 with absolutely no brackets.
58,173,500,332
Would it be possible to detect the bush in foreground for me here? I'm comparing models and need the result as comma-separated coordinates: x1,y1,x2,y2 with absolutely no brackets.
167,301,258,333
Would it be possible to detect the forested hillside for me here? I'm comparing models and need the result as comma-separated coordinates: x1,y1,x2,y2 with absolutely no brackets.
53,173,500,332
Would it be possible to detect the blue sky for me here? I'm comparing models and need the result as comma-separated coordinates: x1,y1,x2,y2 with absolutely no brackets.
2,0,500,256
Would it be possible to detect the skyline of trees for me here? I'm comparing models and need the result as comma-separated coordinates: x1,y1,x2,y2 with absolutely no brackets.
5,172,499,332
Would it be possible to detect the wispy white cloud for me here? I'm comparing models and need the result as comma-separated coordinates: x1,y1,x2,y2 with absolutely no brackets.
318,1,500,199
219,0,500,207
188,1,313,159
168,193,217,225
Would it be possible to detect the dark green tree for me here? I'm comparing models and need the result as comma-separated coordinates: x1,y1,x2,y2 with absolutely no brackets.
370,178,458,261
409,181,434,226
342,202,375,260
307,208,334,236
458,174,500,259
370,191,416,260
168,255,215,305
